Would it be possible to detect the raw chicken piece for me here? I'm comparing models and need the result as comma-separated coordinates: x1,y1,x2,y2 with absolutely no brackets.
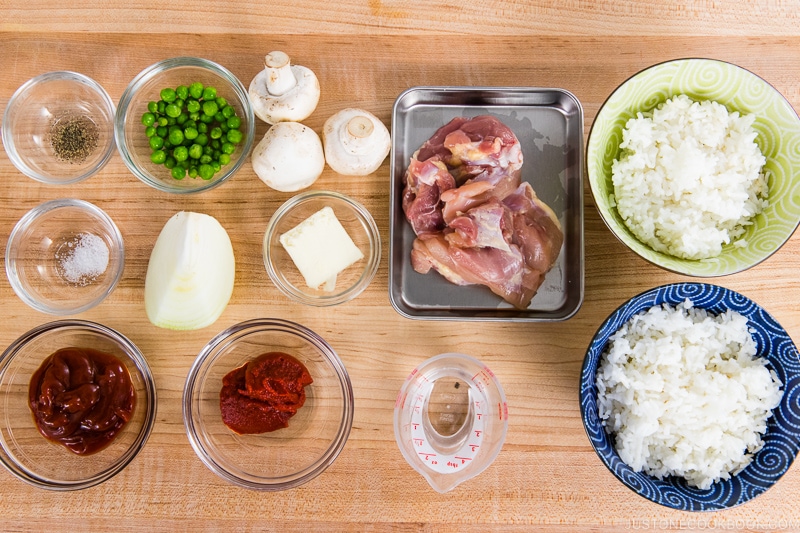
402,115,563,309
410,235,542,309
504,183,564,274
403,114,522,236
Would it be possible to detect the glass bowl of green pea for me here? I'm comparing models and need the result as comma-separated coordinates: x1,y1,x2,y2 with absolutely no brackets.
115,57,255,194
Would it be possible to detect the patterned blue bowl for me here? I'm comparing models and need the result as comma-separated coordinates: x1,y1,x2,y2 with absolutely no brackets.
580,282,800,511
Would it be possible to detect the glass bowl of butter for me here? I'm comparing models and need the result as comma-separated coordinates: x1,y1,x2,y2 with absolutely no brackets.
263,190,381,306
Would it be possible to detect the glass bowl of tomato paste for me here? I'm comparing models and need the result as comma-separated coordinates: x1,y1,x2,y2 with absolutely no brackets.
0,320,157,490
183,318,354,491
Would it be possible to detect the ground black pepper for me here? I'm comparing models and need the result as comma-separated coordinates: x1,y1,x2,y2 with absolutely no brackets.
49,112,99,164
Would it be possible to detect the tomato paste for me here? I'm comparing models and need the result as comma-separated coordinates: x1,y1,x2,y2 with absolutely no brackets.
220,352,313,434
28,347,136,456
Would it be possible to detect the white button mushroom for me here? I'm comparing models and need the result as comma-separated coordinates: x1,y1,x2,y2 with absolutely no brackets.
251,122,325,192
323,108,391,176
248,51,321,125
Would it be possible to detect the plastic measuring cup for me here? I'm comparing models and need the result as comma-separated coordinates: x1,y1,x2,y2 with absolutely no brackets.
393,353,509,493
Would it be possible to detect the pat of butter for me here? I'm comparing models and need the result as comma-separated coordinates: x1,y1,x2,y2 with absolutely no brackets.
279,206,364,291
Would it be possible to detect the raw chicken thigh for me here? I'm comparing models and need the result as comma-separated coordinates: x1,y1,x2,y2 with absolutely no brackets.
402,115,563,309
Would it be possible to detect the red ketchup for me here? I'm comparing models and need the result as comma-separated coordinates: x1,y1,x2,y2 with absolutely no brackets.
220,352,313,434
29,347,136,455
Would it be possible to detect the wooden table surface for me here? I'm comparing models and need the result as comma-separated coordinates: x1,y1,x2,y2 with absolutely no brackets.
2,2,800,531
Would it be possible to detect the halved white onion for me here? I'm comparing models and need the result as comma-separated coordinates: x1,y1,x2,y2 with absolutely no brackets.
144,211,235,331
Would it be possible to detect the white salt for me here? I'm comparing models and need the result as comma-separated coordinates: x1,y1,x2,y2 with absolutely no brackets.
58,233,110,285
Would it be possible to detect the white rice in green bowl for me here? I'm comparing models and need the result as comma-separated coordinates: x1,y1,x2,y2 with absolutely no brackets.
587,59,800,276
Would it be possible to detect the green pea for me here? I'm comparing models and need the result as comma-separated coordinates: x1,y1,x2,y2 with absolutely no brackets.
172,166,186,180
160,87,177,103
176,85,189,100
219,153,231,165
211,161,221,172
195,133,209,146
145,126,157,138
157,101,166,114
210,127,222,139
202,86,217,101
149,136,164,150
226,129,243,144
188,167,198,178
214,111,226,124
150,150,167,164
147,101,159,113
215,96,227,108
174,146,189,162
158,116,168,127
188,144,203,159
141,112,156,127
164,156,177,169
202,100,219,117
221,142,235,155
189,112,200,121
198,163,215,180
203,146,213,155
221,105,235,119
184,127,198,140
169,129,185,145
197,122,208,133
199,113,214,124
211,140,221,150
200,154,212,164
156,126,168,138
186,99,201,114
226,116,241,130
189,82,204,100
176,113,188,125
164,104,180,118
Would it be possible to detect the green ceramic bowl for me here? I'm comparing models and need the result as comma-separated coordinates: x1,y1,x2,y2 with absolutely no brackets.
587,58,800,276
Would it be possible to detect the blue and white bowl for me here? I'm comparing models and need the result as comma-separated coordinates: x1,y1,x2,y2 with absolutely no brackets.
580,282,800,511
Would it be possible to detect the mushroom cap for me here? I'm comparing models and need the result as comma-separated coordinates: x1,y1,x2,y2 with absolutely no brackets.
323,108,391,176
251,122,325,192
249,65,320,125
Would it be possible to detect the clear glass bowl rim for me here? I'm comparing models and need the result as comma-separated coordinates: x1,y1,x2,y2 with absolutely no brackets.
114,56,255,195
4,198,126,315
1,70,117,185
182,317,355,491
0,319,158,490
263,190,382,307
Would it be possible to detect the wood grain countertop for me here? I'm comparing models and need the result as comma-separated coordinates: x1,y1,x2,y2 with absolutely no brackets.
1,2,800,531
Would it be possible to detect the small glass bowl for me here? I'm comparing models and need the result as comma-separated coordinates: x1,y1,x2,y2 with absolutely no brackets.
263,191,381,306
5,198,125,315
0,320,157,490
183,318,354,491
115,57,255,194
2,71,116,185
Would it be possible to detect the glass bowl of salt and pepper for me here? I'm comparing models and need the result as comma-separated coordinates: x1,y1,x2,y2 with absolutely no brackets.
2,71,116,185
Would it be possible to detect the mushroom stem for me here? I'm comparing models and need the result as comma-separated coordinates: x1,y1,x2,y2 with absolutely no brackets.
346,115,375,139
264,51,296,96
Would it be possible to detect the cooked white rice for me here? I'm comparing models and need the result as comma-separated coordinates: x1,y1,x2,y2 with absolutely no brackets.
596,299,783,489
611,94,768,260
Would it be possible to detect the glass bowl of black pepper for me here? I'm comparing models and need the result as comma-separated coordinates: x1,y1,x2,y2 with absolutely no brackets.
115,57,255,194
5,198,125,315
0,319,157,490
2,71,116,185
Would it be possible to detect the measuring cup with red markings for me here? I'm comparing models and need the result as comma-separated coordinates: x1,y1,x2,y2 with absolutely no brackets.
393,353,509,493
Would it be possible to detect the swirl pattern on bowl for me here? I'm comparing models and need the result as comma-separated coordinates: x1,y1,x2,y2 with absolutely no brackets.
587,59,800,276
579,282,800,511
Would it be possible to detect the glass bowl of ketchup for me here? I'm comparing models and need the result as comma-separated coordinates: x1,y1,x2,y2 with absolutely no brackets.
183,318,354,491
0,320,157,490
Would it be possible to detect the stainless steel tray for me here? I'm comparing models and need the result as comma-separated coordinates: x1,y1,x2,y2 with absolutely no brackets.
388,87,584,321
